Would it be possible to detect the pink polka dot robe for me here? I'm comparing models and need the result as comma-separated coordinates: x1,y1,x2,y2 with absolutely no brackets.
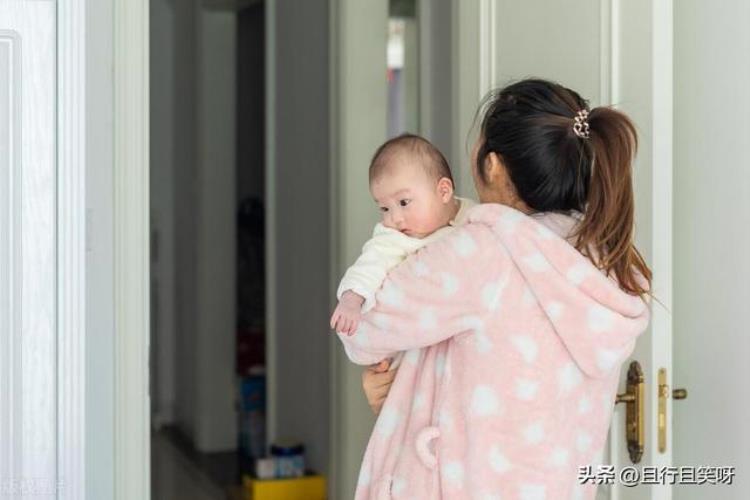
336,203,650,500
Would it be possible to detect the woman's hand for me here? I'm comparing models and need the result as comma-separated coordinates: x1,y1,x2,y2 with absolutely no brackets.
362,359,396,415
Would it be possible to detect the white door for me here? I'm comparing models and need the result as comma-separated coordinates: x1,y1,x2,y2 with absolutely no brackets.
1,2,59,498
454,1,674,499
2,1,92,499
672,1,750,499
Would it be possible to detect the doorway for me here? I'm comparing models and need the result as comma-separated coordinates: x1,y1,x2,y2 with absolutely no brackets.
149,0,334,498
150,1,268,497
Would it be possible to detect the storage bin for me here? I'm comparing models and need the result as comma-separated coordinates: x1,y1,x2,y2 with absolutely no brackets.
242,474,326,500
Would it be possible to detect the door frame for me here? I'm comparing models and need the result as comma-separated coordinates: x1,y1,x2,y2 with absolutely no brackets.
112,0,150,498
58,0,88,497
108,0,674,499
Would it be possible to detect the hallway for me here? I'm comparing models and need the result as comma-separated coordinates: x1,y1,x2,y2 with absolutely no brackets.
151,431,226,500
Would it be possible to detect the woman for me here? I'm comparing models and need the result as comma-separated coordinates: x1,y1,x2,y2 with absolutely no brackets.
339,79,651,499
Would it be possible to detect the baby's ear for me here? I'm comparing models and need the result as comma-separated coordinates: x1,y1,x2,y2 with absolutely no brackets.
437,176,455,201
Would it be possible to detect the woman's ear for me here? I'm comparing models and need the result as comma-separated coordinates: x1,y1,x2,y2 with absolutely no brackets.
484,152,505,184
436,177,455,202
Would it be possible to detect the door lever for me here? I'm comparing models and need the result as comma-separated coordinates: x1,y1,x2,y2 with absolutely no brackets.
615,361,645,463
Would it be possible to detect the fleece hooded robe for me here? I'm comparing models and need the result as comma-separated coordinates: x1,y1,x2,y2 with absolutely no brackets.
337,203,650,500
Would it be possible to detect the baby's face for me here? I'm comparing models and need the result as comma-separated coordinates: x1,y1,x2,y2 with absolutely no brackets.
370,161,453,239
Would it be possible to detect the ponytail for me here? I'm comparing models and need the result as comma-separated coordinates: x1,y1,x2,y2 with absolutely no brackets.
573,107,652,297
476,79,652,298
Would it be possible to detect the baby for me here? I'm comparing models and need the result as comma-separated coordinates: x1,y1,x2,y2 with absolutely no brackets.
330,133,475,354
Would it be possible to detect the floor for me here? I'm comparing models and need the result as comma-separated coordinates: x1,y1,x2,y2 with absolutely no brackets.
150,426,609,500
151,428,248,500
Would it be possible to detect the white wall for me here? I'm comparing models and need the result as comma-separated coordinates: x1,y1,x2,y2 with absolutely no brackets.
673,1,750,497
268,0,331,477
331,1,465,496
193,8,238,451
237,4,265,204
167,0,201,443
420,0,454,167
150,0,178,428
151,0,237,452
153,0,334,468
331,1,388,497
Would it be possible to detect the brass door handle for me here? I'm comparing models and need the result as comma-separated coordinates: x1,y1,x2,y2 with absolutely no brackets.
615,361,644,463
615,364,687,461
615,393,635,404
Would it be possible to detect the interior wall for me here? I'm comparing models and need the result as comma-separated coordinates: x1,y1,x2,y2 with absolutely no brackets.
237,4,265,204
193,8,238,452
269,0,331,476
151,0,236,452
150,0,178,428
673,1,750,497
331,1,460,496
331,1,388,498
152,0,238,452
167,0,200,442
421,0,453,167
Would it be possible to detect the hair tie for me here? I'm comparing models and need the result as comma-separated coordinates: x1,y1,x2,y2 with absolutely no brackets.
573,109,590,139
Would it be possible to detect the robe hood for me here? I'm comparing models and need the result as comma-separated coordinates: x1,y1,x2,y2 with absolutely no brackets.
468,203,650,379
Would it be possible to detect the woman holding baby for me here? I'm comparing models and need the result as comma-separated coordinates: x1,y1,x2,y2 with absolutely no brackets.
334,78,651,499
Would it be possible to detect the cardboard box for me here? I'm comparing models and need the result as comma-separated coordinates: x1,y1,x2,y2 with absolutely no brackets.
242,475,326,500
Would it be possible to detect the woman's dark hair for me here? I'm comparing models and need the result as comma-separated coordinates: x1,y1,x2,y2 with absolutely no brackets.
476,78,651,297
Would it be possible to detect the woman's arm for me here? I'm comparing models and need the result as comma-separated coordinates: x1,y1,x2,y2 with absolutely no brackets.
337,224,507,365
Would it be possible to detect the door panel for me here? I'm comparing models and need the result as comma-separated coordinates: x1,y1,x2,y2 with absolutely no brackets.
673,1,750,498
0,1,58,498
493,0,604,105
472,1,673,498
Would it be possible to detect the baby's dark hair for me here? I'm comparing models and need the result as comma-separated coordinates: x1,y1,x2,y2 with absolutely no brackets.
475,78,651,297
369,133,453,185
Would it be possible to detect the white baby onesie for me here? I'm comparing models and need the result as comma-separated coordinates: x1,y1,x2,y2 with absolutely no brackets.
336,197,476,368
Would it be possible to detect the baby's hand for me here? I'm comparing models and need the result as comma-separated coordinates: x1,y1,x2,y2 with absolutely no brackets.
330,291,365,336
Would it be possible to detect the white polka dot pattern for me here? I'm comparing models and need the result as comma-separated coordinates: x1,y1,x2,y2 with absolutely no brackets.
379,281,404,308
418,307,437,330
452,232,477,257
441,272,459,296
336,204,650,499
548,447,569,467
523,421,545,444
488,445,512,473
587,304,615,333
481,281,504,312
559,362,584,394
414,260,430,277
515,378,540,401
442,461,464,487
523,251,551,272
566,263,589,285
376,407,400,438
470,385,502,417
511,335,538,364
520,483,547,500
